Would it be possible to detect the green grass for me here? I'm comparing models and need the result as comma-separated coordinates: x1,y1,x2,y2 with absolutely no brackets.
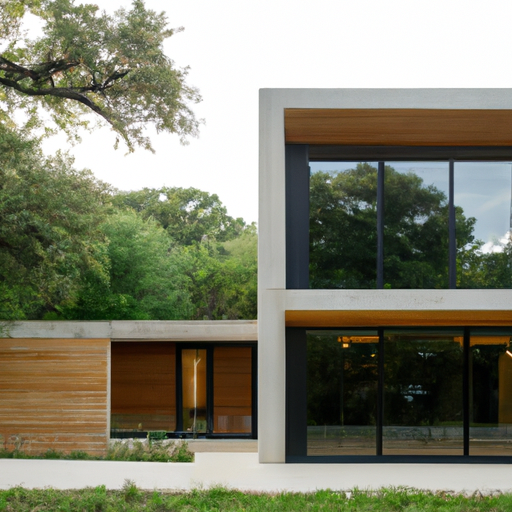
0,440,193,463
0,485,511,511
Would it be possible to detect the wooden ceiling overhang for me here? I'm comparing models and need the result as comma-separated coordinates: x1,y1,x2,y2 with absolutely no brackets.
285,310,512,328
284,108,512,160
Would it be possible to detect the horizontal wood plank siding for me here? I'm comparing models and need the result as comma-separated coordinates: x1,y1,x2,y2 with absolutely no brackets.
285,109,512,146
0,338,109,455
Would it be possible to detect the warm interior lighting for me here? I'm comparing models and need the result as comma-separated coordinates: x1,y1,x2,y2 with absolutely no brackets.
337,335,379,345
337,336,351,348
506,350,512,359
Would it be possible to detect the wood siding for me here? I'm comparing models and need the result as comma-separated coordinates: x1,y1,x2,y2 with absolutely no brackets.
284,109,512,146
111,342,176,432
213,347,252,433
0,338,109,456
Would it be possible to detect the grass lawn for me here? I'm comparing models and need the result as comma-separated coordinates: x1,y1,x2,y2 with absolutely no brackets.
1,484,511,511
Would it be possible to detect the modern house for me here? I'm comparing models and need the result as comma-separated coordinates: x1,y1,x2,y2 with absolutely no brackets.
2,89,512,471
258,89,512,463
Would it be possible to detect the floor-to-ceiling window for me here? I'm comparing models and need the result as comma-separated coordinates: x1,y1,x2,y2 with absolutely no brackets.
305,157,512,291
288,327,512,461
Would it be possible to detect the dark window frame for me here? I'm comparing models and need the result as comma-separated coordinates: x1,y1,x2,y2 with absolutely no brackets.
286,144,512,290
286,326,512,463
110,341,257,440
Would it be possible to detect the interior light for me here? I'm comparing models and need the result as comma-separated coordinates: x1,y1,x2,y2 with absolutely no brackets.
337,336,352,348
506,350,512,359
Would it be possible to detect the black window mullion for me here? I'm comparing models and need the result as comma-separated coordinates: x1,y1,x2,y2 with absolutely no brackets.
377,162,385,289
449,159,456,288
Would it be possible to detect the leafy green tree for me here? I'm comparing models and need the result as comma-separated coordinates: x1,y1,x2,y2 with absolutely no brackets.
0,124,112,319
60,209,194,320
114,187,250,245
180,230,258,320
458,239,512,289
0,0,200,151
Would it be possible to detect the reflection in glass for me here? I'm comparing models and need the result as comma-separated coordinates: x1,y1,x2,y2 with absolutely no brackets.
182,349,207,434
383,331,463,455
384,162,449,289
455,162,512,288
309,163,378,289
470,332,512,455
307,330,378,455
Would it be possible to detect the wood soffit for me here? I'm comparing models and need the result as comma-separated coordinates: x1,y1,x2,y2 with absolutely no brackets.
284,109,512,146
285,310,512,327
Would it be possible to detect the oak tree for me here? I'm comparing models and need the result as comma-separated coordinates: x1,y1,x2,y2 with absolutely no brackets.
0,0,201,151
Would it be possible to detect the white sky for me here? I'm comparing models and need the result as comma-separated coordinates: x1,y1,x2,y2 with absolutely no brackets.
40,0,512,225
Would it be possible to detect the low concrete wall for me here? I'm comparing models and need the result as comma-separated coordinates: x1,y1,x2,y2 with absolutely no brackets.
2,454,512,493
2,320,258,341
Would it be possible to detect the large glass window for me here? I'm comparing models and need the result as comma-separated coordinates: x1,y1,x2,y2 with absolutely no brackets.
213,346,252,434
292,327,512,460
111,342,176,433
470,331,512,455
309,163,378,289
306,158,512,290
455,163,512,289
306,330,379,455
383,330,463,455
111,342,256,439
384,162,450,289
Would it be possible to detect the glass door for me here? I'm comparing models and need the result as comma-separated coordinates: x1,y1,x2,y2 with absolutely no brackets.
182,349,207,435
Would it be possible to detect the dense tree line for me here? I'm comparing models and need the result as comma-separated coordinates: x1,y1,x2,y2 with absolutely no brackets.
0,124,257,321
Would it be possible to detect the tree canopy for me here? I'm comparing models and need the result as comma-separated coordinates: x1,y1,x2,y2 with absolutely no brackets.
0,0,201,151
0,122,112,319
0,124,257,320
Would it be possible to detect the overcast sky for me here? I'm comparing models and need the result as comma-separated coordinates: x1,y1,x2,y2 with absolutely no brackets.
41,0,512,225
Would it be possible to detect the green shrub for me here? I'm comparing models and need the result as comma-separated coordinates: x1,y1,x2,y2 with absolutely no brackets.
0,440,193,463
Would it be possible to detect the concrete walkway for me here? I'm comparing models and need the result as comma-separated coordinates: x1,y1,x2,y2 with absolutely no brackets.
186,439,257,453
2,453,512,493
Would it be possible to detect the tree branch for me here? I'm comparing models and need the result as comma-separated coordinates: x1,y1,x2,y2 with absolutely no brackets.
0,75,113,125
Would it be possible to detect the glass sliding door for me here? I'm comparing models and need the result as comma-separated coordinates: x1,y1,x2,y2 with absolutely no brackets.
182,349,207,435
306,330,379,455
382,330,464,455
289,326,512,460
470,331,512,455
